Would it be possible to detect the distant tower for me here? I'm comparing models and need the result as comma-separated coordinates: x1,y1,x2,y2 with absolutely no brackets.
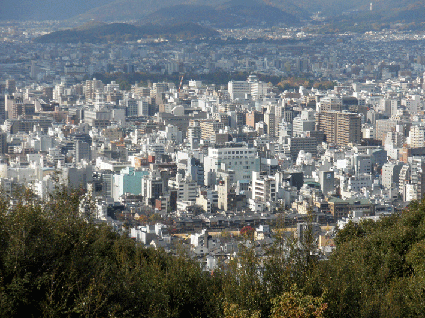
370,2,373,11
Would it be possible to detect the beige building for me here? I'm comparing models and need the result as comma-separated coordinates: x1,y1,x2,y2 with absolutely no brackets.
317,111,361,146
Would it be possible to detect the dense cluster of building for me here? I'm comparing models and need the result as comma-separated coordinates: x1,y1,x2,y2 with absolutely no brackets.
3,21,425,265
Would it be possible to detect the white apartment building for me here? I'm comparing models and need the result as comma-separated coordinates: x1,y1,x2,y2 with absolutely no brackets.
408,125,425,148
251,171,276,203
382,162,404,189
204,144,260,186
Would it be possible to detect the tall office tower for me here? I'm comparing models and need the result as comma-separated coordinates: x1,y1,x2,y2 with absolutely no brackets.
292,111,316,137
151,82,173,104
375,119,398,142
168,173,198,202
319,170,335,196
411,158,425,201
399,158,425,202
382,162,404,189
317,111,361,146
138,100,149,116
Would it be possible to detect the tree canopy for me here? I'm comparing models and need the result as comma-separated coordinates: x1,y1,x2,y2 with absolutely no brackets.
2,188,425,317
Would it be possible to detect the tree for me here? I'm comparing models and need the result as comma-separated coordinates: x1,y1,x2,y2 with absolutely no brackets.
0,187,222,317
270,285,327,318
240,226,255,240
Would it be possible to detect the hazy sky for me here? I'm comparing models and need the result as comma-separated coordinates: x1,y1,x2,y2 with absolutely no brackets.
0,0,116,21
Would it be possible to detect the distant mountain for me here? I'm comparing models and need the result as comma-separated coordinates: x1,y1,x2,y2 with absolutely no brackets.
73,0,224,23
311,0,425,32
72,0,302,27
3,0,425,31
293,0,425,18
34,22,219,44
143,1,299,28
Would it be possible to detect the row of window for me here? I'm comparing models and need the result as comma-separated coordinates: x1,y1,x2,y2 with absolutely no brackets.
214,150,254,155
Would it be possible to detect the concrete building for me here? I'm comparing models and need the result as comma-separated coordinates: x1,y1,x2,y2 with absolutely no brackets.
288,137,318,161
319,171,334,196
264,111,276,137
382,162,404,189
168,173,198,203
318,96,342,112
204,144,259,186
317,111,361,146
251,171,276,205
228,81,250,100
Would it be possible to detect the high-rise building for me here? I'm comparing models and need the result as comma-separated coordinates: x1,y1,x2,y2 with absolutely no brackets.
124,98,138,117
264,112,275,137
75,140,91,163
0,132,6,154
5,79,16,94
187,122,201,149
376,119,398,142
408,125,425,148
317,111,361,146
84,78,104,101
292,116,315,137
0,98,5,124
319,171,335,196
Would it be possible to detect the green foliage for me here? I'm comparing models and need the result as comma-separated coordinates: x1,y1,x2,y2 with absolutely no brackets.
222,243,267,316
4,188,425,317
0,188,219,317
270,285,327,318
314,200,425,317
35,22,219,44
224,302,261,318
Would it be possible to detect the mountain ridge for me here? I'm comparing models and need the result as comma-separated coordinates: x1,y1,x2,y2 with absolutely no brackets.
2,0,425,31
34,22,219,44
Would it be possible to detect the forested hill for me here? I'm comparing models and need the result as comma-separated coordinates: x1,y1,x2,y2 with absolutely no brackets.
2,188,425,317
34,22,219,44
4,0,425,31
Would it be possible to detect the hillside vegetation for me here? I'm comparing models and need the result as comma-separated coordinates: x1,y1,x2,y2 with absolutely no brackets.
34,22,219,44
2,187,425,317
